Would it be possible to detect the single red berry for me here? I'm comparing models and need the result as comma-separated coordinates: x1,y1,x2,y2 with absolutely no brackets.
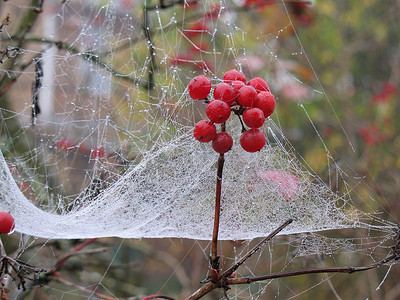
0,212,15,234
231,80,245,93
240,128,266,152
213,83,236,106
237,85,257,107
188,75,211,100
223,69,246,84
255,91,276,118
206,100,231,123
194,120,217,142
212,132,233,153
248,77,270,93
243,107,265,128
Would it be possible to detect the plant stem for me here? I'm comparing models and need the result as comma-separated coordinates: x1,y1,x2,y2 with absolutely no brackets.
221,218,293,279
226,252,400,285
0,0,41,91
143,4,156,91
186,219,293,300
50,276,117,300
210,153,224,270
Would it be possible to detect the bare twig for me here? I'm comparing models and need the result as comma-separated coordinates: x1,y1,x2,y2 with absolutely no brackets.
31,55,43,125
0,52,41,98
22,37,141,85
141,295,177,300
0,0,42,89
143,5,157,91
0,239,46,291
46,238,99,276
50,276,117,300
0,13,11,33
221,218,293,280
226,252,400,285
186,219,293,300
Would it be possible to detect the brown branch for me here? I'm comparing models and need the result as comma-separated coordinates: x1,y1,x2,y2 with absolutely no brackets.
0,0,42,95
226,252,399,285
0,52,42,98
186,218,293,300
143,6,157,91
47,238,99,275
144,0,186,10
22,37,141,85
210,153,224,270
221,218,293,280
141,295,176,300
50,276,117,300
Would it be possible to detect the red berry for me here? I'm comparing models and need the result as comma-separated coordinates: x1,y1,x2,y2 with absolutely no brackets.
231,80,245,93
194,120,217,142
212,132,233,153
0,212,15,234
188,75,211,100
223,69,247,84
248,77,270,93
243,107,265,128
213,83,236,106
237,85,257,107
206,100,231,123
240,128,266,152
255,91,276,117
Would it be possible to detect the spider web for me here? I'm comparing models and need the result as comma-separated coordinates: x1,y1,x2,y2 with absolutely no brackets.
0,0,398,299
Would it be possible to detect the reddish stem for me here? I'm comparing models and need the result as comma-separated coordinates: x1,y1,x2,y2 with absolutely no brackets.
47,238,97,275
141,295,176,300
211,153,224,269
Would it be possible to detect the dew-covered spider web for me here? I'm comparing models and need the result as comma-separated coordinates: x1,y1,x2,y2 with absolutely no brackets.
0,0,399,299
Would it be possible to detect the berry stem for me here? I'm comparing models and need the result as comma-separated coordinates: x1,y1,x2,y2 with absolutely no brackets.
237,114,247,133
210,122,227,270
211,152,224,271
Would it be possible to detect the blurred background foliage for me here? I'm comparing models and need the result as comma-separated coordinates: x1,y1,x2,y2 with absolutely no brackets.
0,0,400,299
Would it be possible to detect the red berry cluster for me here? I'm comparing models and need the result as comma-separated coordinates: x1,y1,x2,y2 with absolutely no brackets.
189,70,276,153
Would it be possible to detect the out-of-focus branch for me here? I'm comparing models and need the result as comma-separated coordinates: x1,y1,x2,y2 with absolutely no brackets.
50,276,117,300
22,37,141,85
46,238,102,276
143,5,156,91
0,0,42,92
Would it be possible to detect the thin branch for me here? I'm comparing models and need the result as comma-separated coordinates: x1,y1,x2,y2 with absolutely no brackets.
143,5,157,91
186,218,293,300
22,37,141,85
144,0,186,10
0,0,42,93
46,238,99,276
221,218,293,279
141,295,177,300
50,276,117,300
226,252,400,285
